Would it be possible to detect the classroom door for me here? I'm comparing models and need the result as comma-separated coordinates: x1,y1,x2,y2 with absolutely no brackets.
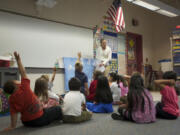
126,32,143,75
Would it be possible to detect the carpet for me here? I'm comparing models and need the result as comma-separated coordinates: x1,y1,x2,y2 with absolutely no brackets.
0,106,180,135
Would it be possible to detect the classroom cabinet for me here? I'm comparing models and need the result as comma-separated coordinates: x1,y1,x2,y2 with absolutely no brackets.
170,26,180,80
0,68,19,87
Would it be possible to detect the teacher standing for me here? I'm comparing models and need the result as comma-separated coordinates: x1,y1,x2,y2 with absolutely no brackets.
96,38,112,76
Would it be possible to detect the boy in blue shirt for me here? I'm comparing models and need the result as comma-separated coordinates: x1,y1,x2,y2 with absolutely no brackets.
75,52,89,96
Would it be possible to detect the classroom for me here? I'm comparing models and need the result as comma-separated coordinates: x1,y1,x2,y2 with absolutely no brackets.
0,0,180,135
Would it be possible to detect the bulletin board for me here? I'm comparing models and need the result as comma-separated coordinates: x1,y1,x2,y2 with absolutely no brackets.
93,29,126,74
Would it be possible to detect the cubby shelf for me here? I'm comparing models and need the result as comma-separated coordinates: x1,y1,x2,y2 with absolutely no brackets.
171,27,180,80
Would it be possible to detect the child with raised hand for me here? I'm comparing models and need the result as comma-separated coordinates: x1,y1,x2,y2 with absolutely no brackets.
41,67,60,102
87,70,102,102
111,73,156,123
75,52,89,96
43,67,56,90
154,71,180,119
86,75,113,113
0,88,9,116
62,77,92,123
3,52,62,131
34,77,59,108
109,72,121,104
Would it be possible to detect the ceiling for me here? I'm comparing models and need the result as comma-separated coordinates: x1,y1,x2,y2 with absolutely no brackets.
159,0,180,10
0,0,179,29
0,0,113,29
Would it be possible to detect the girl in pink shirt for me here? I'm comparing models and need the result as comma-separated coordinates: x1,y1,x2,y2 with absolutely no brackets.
112,73,156,123
155,71,180,119
118,75,128,97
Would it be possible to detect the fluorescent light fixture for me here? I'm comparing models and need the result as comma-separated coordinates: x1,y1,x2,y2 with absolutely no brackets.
126,0,180,17
132,0,160,11
126,0,134,2
156,9,178,17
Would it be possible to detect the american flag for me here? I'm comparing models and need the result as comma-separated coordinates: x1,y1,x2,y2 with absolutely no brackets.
107,0,125,32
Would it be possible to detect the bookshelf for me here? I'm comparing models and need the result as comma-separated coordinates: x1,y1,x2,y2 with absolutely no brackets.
171,25,180,80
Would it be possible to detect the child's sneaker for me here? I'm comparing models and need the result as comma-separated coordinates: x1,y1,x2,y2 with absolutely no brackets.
111,113,123,120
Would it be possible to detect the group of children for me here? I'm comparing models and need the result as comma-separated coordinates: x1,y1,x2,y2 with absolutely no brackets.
1,51,180,132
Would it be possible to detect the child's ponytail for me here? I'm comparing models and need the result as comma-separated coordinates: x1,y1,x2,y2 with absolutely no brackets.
116,75,120,88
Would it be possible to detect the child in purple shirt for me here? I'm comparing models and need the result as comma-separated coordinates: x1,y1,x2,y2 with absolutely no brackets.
112,73,156,123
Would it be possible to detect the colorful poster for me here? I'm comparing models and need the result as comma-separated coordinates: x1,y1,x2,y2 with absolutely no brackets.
118,36,126,53
102,16,116,33
128,39,135,60
104,35,118,53
110,59,118,73
93,25,126,74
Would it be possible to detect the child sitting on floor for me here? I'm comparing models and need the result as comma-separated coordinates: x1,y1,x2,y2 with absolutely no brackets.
87,70,102,102
75,52,89,96
118,75,128,97
0,88,10,116
154,71,180,119
119,75,129,105
86,75,113,113
111,73,156,123
34,77,59,108
3,52,62,131
41,67,60,102
109,72,121,104
62,77,92,123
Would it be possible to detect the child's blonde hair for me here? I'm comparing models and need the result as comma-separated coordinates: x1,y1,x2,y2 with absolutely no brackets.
75,62,83,72
41,75,49,82
34,77,48,103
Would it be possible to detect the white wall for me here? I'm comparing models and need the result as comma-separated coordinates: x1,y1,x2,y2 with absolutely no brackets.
0,11,94,94
27,73,65,94
0,11,93,67
122,1,155,65
122,1,180,70
152,15,180,70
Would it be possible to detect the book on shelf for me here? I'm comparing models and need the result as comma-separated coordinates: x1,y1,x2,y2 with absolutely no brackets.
171,25,180,79
176,25,180,29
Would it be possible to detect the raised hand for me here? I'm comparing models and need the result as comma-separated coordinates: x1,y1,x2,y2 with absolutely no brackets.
51,67,57,82
13,51,27,79
77,52,81,59
170,79,175,85
53,67,56,72
14,52,20,61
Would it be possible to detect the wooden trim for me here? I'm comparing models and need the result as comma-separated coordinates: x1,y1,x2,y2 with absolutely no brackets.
0,9,93,30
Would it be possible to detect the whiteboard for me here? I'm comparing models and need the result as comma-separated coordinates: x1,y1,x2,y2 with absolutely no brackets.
0,12,93,67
